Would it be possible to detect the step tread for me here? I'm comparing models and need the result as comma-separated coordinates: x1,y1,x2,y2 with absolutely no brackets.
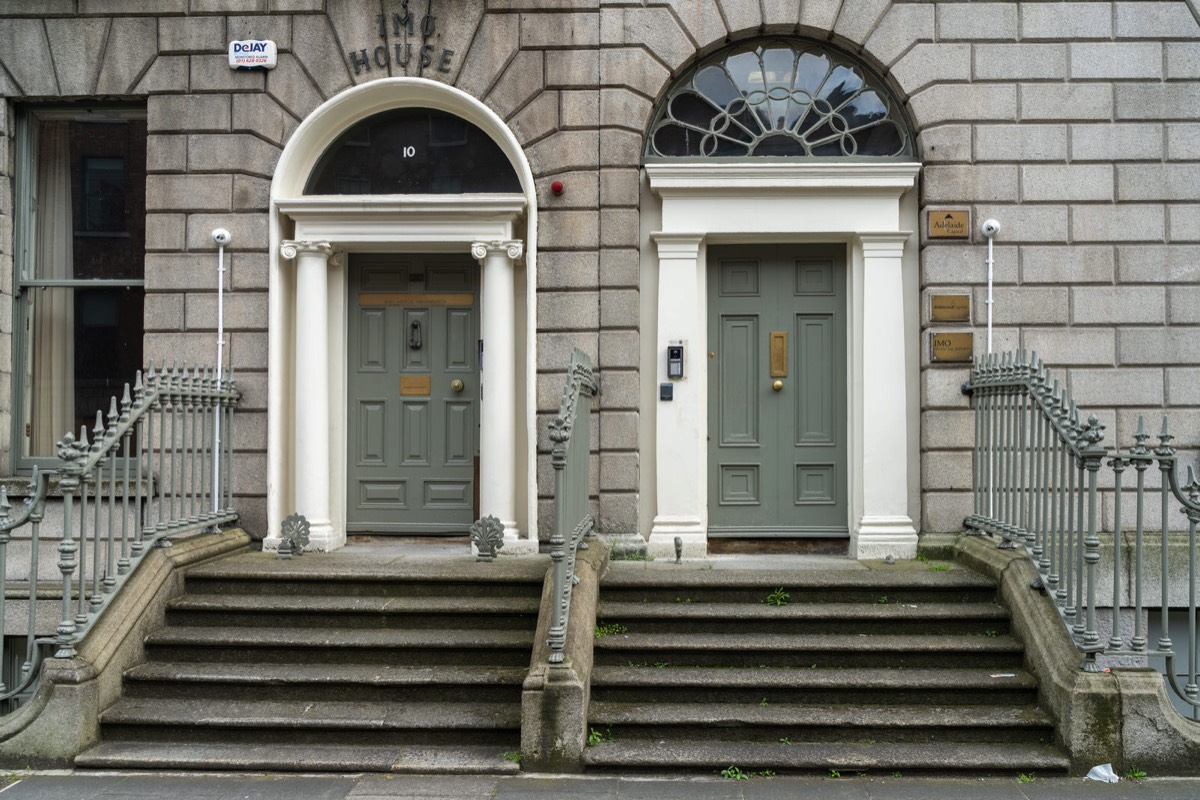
125,662,529,686
145,626,535,649
600,568,995,590
596,601,1009,621
593,632,1023,653
75,741,520,774
101,698,520,729
169,594,539,615
581,740,1070,771
591,666,1037,690
185,555,548,583
588,703,1054,728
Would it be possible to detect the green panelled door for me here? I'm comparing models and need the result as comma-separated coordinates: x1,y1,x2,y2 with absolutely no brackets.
347,254,479,534
707,244,848,537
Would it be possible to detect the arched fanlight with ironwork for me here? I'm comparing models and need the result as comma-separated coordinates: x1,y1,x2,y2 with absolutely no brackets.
646,40,913,159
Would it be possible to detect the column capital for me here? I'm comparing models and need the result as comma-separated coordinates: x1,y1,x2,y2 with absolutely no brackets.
651,231,705,259
857,232,911,258
472,240,523,264
280,240,334,261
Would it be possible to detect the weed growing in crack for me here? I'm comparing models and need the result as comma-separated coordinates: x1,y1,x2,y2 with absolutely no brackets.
594,622,627,638
721,766,749,781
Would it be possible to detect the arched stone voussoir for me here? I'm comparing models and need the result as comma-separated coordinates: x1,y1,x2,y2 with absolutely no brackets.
0,19,56,96
605,6,695,75
454,13,519,101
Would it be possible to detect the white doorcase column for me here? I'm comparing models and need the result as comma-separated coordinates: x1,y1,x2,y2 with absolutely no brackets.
648,232,707,558
279,239,339,550
473,240,522,540
854,232,918,559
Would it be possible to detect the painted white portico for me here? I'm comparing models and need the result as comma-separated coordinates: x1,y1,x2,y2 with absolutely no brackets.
643,162,922,561
265,78,539,553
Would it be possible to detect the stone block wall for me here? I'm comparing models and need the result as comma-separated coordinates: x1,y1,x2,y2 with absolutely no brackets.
915,1,1200,533
0,0,1198,538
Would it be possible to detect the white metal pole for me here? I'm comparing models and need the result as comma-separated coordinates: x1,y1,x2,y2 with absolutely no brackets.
980,219,1000,520
984,235,993,352
211,229,231,515
981,219,1000,354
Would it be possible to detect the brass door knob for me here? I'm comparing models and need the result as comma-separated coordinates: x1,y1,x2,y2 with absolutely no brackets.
451,379,465,393
772,380,784,392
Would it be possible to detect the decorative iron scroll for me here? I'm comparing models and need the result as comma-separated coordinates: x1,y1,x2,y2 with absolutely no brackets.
470,515,505,561
278,513,311,558
646,40,912,159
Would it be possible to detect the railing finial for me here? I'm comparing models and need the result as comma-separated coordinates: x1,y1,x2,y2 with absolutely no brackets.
1156,415,1175,456
1081,413,1106,453
1132,416,1150,455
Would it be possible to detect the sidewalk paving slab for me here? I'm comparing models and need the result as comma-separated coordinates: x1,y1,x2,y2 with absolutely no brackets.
347,775,496,799
4,773,1200,800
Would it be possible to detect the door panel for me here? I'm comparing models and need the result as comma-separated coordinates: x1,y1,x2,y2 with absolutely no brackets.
795,314,835,444
401,402,430,465
708,244,848,537
717,316,760,447
359,310,387,371
347,254,478,534
356,401,387,465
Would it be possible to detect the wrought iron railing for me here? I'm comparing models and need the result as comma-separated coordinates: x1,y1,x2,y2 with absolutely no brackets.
0,363,240,707
546,348,598,664
966,350,1200,717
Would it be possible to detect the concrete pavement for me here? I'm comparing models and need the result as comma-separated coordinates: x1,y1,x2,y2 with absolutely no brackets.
4,772,1200,800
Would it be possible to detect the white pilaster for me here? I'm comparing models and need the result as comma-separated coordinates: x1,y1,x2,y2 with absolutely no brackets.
855,233,918,560
472,240,527,548
648,233,708,559
278,240,341,551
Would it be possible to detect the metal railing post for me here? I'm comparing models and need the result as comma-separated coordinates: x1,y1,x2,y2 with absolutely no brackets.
1079,414,1106,666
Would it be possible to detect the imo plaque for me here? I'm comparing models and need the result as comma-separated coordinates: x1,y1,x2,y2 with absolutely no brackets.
930,332,974,363
930,294,971,322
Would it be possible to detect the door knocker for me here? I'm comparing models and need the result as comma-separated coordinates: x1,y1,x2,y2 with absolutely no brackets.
409,319,423,350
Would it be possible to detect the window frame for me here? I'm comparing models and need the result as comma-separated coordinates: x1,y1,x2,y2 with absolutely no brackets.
10,105,147,473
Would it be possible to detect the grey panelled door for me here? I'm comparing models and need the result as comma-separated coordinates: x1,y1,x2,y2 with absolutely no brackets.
347,254,478,534
707,244,848,537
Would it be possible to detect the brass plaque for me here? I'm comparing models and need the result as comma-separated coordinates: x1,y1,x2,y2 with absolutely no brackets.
769,331,788,378
930,294,971,322
399,375,432,396
360,292,474,307
931,332,974,363
928,210,970,239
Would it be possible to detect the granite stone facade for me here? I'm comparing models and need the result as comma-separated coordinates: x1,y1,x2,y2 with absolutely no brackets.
1,0,1198,543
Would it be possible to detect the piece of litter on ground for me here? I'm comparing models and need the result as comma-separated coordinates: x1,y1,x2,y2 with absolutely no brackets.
990,673,1016,678
1086,763,1119,783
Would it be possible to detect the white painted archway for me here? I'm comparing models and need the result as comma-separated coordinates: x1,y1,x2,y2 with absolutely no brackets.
265,78,539,552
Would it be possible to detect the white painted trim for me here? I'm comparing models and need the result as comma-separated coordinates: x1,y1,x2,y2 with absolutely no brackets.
267,79,538,552
644,161,921,561
646,162,923,192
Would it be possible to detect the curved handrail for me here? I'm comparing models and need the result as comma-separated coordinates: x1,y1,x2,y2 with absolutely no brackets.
0,469,50,703
546,349,599,664
0,362,240,714
967,350,1200,718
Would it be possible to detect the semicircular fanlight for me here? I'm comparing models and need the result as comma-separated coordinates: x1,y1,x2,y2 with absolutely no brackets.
645,40,913,159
